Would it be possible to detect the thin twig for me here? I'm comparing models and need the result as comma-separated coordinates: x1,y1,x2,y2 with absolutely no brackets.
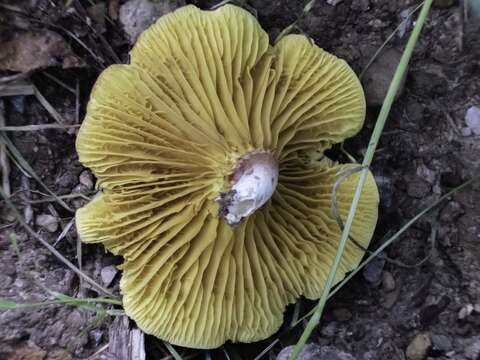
42,72,76,94
53,218,75,247
0,124,80,131
0,72,31,84
0,186,115,297
0,81,35,97
75,78,80,124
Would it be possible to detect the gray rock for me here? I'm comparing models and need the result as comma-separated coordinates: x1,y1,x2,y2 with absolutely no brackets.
35,214,59,233
363,256,385,285
406,332,432,360
362,48,406,107
327,0,344,6
458,304,474,320
79,170,94,190
120,0,185,43
277,344,356,360
465,106,480,136
465,337,480,360
431,334,453,354
101,265,118,287
382,271,396,292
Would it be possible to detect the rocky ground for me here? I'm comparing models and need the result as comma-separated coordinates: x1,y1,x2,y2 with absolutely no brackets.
0,0,479,359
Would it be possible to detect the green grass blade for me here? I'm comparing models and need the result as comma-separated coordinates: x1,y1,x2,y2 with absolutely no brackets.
288,1,434,358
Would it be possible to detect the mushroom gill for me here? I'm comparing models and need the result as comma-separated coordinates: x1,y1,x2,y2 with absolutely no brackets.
75,4,379,349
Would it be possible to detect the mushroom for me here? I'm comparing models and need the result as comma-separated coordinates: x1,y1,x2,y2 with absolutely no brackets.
76,4,379,349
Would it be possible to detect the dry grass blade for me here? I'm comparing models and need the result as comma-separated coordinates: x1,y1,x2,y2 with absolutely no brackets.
53,218,75,247
0,81,35,97
164,342,183,360
0,72,31,84
34,86,67,124
0,124,80,131
0,295,122,311
0,100,10,196
42,72,76,94
0,185,115,297
254,340,279,360
0,133,73,212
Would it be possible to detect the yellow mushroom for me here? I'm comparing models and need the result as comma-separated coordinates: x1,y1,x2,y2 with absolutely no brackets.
76,4,379,349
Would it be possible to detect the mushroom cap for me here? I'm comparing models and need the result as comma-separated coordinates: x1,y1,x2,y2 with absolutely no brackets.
76,5,379,349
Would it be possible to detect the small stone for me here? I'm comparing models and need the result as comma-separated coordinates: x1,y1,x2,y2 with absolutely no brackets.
458,304,474,320
327,0,344,5
382,286,400,309
120,0,185,43
36,214,59,233
333,308,352,322
406,177,431,198
362,48,406,107
398,8,413,38
465,337,480,360
382,271,396,292
79,170,94,190
90,329,103,346
363,256,385,285
406,332,432,360
465,106,480,135
277,344,356,360
461,127,473,137
101,265,118,287
431,334,453,355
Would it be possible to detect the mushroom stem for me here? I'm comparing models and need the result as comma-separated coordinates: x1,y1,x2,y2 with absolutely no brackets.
217,151,278,225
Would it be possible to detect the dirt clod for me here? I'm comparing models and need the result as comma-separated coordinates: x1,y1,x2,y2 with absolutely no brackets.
35,214,59,233
0,30,82,72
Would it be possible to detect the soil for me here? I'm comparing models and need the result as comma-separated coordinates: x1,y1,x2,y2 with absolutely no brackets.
1,0,479,359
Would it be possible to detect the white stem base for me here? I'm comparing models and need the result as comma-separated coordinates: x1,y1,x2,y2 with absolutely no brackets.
217,152,278,225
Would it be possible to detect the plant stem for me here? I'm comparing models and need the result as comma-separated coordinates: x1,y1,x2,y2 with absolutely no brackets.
288,1,434,358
